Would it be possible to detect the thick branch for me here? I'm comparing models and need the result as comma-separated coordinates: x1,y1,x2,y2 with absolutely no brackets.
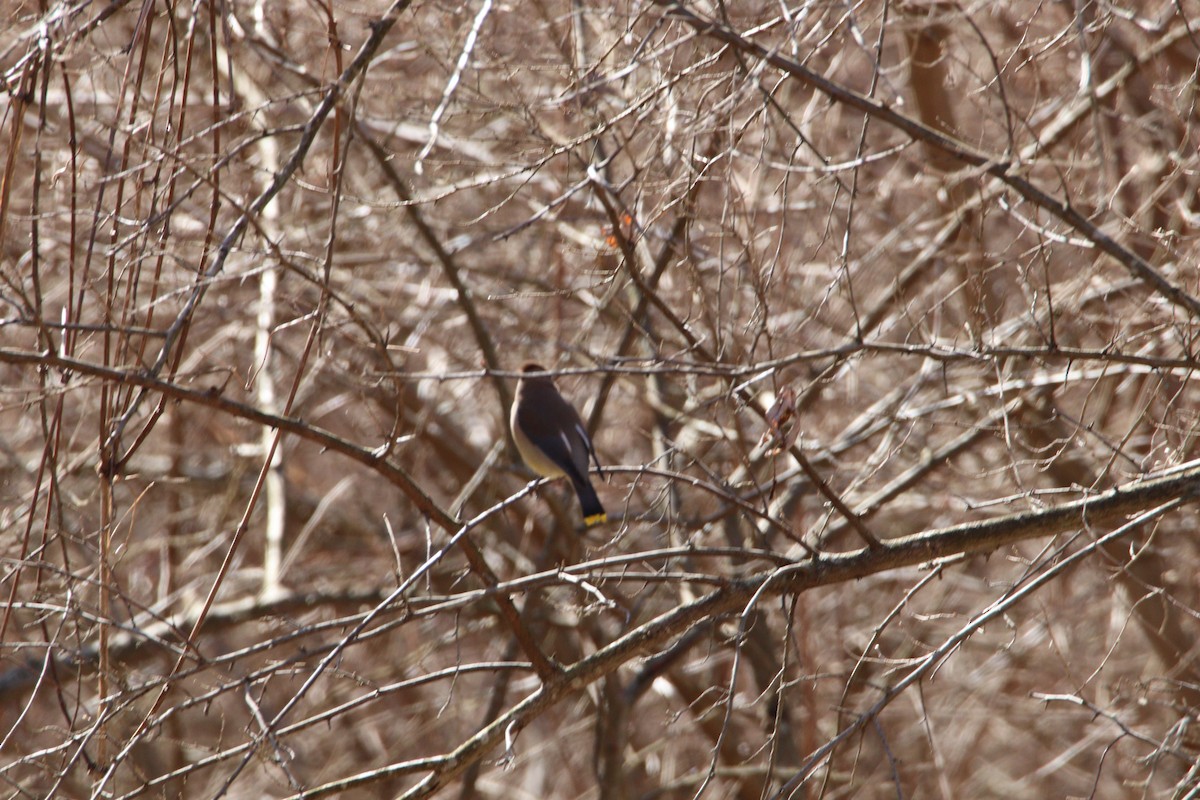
653,1,1200,320
292,461,1200,798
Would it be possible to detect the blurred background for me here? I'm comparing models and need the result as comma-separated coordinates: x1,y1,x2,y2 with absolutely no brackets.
2,1,1199,797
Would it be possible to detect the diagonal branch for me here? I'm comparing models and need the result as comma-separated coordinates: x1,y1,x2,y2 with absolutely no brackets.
105,0,417,462
652,1,1200,320
292,459,1200,799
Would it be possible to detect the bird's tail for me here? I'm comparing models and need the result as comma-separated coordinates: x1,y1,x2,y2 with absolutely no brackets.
572,477,607,527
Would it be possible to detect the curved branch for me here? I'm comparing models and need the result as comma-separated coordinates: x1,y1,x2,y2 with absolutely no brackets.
298,459,1200,799
106,0,417,459
653,1,1200,320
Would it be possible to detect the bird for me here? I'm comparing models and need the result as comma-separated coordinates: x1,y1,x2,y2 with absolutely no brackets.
510,363,607,526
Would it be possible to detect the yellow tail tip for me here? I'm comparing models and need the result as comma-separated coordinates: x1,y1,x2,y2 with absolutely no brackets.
584,512,608,526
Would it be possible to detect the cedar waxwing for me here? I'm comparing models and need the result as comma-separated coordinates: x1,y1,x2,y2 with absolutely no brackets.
510,363,607,526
